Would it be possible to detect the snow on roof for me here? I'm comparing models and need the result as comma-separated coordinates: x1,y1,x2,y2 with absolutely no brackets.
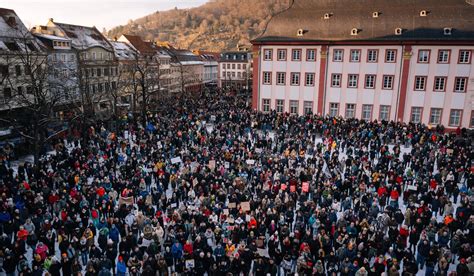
33,33,71,42
0,9,46,53
54,22,112,51
180,61,204,66
110,40,136,61
0,8,29,39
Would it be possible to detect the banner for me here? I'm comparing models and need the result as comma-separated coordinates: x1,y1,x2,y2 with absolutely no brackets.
171,157,182,164
118,196,134,206
407,185,417,191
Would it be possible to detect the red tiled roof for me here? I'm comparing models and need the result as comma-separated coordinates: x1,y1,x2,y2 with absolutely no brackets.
122,34,155,54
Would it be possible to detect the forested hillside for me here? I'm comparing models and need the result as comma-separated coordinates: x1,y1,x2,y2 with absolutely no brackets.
107,0,292,51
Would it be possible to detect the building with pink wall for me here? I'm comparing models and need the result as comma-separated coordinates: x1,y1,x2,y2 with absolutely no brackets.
251,0,474,129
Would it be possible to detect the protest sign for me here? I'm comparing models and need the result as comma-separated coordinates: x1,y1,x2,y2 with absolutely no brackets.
407,185,417,191
246,160,255,165
302,182,309,193
208,160,216,170
118,196,134,206
185,259,195,269
241,202,251,212
171,157,182,164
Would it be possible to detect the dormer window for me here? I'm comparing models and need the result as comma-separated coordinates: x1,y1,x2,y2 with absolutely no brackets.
351,28,359,36
395,28,403,35
443,28,452,35
420,10,428,16
6,16,17,27
297,29,304,37
324,13,331,20
372,12,379,18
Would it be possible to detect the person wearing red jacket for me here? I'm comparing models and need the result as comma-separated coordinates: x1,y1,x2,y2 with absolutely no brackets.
17,226,28,241
97,187,106,197
183,240,193,255
377,186,388,197
390,189,399,208
399,225,409,247
248,217,257,229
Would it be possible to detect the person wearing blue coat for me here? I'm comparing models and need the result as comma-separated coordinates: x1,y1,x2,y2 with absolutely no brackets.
116,256,127,276
109,224,120,244
171,240,183,261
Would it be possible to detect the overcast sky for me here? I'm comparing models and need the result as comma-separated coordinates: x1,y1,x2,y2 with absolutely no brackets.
0,0,208,30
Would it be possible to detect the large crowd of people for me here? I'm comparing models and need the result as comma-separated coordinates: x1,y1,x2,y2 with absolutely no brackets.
0,92,472,276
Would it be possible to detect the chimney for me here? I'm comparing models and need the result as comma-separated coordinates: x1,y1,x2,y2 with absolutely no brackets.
48,18,54,23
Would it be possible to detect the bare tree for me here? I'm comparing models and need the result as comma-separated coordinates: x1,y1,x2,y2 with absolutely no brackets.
1,31,71,167
130,51,161,127
105,63,130,120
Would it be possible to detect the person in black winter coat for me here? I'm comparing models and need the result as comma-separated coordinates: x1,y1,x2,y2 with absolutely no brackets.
417,239,430,269
2,254,17,276
456,259,470,276
49,257,62,276
61,254,72,276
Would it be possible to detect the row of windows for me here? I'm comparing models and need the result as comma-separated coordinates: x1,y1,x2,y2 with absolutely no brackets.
263,72,395,89
84,81,117,93
2,86,34,99
410,107,468,127
222,71,248,79
417,49,471,64
0,64,24,77
263,48,472,64
262,72,316,86
328,103,468,126
264,49,317,62
81,51,113,61
414,76,468,92
221,63,248,70
261,99,314,114
223,54,247,61
52,41,70,48
264,71,469,92
261,100,472,127
327,103,390,121
330,74,393,89
2,41,38,52
83,67,118,78
50,53,75,63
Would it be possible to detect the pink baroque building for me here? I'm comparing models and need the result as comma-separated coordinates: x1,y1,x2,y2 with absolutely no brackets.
251,0,474,129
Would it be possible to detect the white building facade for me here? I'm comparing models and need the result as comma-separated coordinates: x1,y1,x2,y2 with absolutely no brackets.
252,0,474,129
219,51,252,90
